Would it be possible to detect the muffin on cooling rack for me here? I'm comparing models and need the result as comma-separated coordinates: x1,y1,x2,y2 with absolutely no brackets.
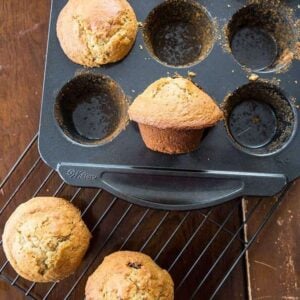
57,0,138,66
128,77,224,154
2,197,91,282
85,251,174,300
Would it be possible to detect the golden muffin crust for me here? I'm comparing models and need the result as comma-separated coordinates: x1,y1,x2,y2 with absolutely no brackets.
57,0,138,66
128,77,224,130
85,251,174,300
2,197,91,282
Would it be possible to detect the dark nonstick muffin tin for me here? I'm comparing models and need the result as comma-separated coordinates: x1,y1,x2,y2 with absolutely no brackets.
39,0,300,210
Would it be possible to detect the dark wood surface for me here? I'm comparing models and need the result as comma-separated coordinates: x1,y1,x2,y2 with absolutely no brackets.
245,182,300,299
0,0,50,298
0,0,299,299
0,0,50,176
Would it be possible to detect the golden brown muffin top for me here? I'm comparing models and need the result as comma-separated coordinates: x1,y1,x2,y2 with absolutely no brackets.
129,77,224,130
57,0,138,66
85,251,174,300
2,197,91,282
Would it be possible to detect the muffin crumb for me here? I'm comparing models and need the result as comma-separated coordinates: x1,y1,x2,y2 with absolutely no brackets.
188,71,197,78
249,73,259,81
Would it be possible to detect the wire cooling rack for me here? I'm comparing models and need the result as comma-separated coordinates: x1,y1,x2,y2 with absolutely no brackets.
0,134,289,299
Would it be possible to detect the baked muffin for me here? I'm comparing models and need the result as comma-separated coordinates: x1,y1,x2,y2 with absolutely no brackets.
57,0,138,66
85,251,174,300
128,77,224,154
2,197,91,282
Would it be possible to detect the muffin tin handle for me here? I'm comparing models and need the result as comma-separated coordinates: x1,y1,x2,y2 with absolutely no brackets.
100,172,244,209
58,164,287,210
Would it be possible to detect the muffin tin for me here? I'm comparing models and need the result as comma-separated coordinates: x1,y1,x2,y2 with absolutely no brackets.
39,0,300,210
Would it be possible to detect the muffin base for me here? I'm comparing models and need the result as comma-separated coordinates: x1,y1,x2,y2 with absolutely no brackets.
138,124,204,154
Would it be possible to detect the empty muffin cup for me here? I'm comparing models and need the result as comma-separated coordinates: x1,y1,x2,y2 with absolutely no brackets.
55,73,128,146
143,0,216,67
227,3,297,72
223,82,296,156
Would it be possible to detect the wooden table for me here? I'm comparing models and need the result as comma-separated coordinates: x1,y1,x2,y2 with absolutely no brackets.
0,1,299,299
